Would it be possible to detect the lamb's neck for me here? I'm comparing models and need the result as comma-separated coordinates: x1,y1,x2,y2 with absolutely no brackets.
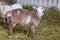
37,12,44,18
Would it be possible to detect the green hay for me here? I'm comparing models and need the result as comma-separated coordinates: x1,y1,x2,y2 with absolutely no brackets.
0,7,60,40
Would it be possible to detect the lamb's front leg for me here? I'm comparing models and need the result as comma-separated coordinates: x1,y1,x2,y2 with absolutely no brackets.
3,18,7,29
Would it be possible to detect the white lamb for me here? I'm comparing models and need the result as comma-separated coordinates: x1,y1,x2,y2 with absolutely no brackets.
0,2,23,18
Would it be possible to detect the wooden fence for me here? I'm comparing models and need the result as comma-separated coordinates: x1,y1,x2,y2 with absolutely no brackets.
13,0,60,10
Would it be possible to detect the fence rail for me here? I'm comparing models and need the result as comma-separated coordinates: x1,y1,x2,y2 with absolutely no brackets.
13,0,60,10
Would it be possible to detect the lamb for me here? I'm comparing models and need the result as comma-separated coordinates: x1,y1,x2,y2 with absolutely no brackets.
0,3,23,18
8,6,45,40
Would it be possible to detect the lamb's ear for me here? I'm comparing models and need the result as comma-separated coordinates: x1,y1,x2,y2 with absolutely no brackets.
32,5,38,10
43,7,48,10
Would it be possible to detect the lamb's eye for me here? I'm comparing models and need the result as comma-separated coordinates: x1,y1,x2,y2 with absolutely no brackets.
1,3,3,5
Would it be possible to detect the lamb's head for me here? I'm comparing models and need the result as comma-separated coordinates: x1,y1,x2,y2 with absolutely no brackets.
0,2,8,18
33,5,46,17
36,7,45,17
0,2,5,12
0,1,6,6
0,2,4,15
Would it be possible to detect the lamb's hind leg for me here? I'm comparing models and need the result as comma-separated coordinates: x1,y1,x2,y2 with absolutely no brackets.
8,21,17,35
26,26,30,39
9,22,13,35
